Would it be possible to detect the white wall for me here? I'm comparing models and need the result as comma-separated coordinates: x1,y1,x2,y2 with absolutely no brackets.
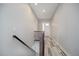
0,4,38,56
50,4,79,56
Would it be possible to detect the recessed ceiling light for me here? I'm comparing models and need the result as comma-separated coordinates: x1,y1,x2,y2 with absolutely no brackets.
43,9,46,13
35,3,38,5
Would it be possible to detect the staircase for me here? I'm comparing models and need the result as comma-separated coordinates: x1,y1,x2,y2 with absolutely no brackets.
32,41,40,56
44,36,67,56
13,31,44,56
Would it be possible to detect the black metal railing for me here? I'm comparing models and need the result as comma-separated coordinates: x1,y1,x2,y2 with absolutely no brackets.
13,35,36,53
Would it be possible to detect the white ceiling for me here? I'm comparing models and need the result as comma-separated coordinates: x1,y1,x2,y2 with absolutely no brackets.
29,3,58,21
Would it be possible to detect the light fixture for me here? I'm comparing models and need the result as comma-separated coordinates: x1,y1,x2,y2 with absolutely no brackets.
42,9,46,13
35,3,38,5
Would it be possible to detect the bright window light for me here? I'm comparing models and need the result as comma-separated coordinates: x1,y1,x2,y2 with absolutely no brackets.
35,3,38,5
42,23,49,31
45,23,49,26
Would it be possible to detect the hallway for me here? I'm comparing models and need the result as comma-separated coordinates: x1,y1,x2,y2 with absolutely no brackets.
0,3,79,56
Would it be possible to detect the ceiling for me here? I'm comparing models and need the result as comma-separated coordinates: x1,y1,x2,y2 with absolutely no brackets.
29,3,58,22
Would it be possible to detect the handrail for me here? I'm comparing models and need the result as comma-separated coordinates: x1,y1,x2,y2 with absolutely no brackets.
13,35,36,53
